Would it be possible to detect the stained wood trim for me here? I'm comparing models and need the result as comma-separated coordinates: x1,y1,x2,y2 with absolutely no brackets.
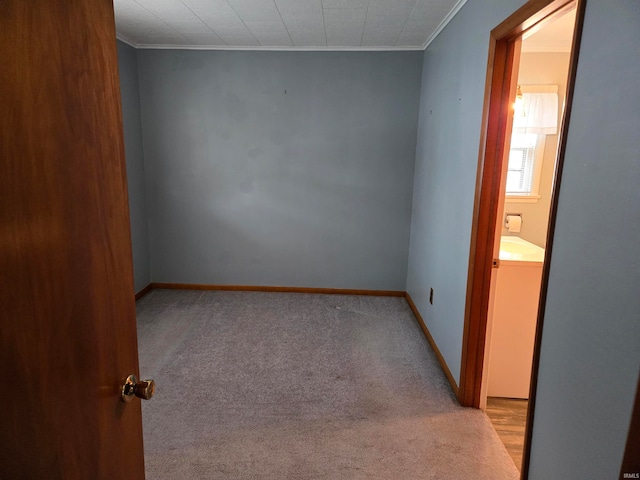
459,34,520,408
134,284,153,301
459,19,501,408
405,293,459,396
521,1,586,477
492,0,576,40
459,0,578,408
150,283,406,297
620,373,640,478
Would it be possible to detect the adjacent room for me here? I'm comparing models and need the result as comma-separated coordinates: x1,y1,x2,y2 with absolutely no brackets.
113,0,639,478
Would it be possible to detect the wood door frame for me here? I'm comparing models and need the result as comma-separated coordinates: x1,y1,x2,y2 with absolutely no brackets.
620,372,640,477
459,0,588,475
459,0,586,407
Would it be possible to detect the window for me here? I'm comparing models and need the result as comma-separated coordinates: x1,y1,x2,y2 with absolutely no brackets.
506,133,545,198
506,85,558,202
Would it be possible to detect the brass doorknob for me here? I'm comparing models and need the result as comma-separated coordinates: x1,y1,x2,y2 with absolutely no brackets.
121,374,156,402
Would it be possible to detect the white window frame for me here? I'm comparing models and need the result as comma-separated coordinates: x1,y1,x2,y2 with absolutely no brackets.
505,133,546,203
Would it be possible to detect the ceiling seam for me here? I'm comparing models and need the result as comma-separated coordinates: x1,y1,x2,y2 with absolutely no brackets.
178,0,229,46
273,1,295,47
129,0,194,45
224,0,262,46
359,0,371,47
394,0,419,47
321,0,328,47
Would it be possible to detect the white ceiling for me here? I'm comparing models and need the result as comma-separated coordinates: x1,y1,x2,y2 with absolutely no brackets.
114,0,465,49
522,8,576,53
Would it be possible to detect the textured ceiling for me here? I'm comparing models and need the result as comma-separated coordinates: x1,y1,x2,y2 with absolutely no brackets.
114,0,465,49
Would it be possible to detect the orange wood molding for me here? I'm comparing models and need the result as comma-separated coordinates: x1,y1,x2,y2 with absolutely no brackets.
134,284,153,301
620,373,640,477
492,0,576,40
405,293,460,397
460,33,518,408
149,283,406,297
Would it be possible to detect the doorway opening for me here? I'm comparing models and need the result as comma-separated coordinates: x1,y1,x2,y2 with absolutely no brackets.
457,0,587,477
484,8,577,472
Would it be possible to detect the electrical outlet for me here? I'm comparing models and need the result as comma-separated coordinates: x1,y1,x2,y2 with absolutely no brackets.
429,288,434,305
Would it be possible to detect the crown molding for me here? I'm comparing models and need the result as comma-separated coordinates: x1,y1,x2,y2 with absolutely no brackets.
116,33,140,48
422,0,469,50
128,44,424,52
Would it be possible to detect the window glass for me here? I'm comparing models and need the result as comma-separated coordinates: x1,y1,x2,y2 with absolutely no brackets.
506,133,538,194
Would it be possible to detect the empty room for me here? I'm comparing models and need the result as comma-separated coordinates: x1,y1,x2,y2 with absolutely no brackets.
1,0,638,479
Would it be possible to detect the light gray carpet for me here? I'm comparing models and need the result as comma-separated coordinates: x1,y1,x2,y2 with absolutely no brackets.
136,289,518,479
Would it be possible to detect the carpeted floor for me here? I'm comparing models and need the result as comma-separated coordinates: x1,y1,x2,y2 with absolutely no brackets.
136,289,518,479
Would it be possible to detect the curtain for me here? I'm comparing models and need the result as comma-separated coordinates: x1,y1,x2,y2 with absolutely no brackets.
513,84,559,135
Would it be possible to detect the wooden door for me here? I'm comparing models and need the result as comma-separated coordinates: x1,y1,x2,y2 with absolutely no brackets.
0,1,145,478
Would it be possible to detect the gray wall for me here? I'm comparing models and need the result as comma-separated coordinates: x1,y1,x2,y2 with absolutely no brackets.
117,41,151,293
528,0,640,477
137,50,422,290
406,0,528,383
407,0,639,476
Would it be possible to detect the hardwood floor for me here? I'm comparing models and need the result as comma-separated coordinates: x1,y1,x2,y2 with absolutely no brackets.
486,397,528,471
